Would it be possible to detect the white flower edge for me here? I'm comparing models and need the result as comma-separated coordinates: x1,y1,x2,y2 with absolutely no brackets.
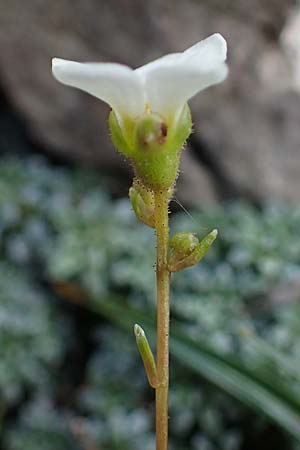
52,33,228,125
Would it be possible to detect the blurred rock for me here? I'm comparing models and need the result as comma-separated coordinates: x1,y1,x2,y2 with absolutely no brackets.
0,0,299,204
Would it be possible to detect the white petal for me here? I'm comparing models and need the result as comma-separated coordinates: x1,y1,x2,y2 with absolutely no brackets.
136,52,181,75
142,63,228,119
137,34,226,75
52,58,145,118
136,33,228,119
182,33,227,66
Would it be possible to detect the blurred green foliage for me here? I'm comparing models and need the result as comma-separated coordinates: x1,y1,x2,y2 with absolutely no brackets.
0,264,66,406
0,156,299,450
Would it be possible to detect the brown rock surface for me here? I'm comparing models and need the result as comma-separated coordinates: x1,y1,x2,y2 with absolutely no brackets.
0,0,299,204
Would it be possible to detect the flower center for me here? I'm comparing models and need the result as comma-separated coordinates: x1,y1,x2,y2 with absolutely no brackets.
134,112,168,151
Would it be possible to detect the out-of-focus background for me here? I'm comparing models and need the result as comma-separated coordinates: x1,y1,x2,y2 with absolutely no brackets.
1,1,300,449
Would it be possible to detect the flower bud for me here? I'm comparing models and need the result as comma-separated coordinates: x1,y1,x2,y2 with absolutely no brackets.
168,229,218,272
169,232,199,259
129,180,155,228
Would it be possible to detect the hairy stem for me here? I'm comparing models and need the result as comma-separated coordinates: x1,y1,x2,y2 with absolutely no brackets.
154,190,170,450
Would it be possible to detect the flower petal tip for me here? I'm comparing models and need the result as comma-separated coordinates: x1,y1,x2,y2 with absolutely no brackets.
52,57,63,69
51,58,67,80
210,33,227,61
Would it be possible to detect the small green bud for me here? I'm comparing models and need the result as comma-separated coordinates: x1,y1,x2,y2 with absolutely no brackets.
109,105,192,191
168,229,218,272
169,232,199,258
134,324,158,389
129,181,155,228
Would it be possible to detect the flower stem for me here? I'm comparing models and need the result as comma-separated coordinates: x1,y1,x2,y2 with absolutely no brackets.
154,190,170,450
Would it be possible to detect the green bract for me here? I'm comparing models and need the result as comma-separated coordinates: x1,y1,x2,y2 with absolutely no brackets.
109,105,192,191
129,181,156,228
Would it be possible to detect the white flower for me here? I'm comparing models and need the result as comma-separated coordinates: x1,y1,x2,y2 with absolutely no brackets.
52,33,228,127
